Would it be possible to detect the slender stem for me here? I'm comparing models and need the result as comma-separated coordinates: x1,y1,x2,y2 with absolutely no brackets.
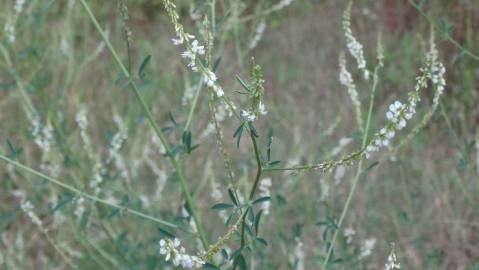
0,44,37,116
43,231,78,269
240,131,263,247
78,0,209,248
237,1,291,23
322,65,380,269
408,0,479,62
184,79,204,131
248,134,263,200
0,154,178,229
262,150,363,172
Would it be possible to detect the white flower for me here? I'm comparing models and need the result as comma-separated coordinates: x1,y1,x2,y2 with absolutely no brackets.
384,244,401,270
20,200,42,227
14,0,26,14
76,104,91,147
343,2,369,80
204,70,217,87
172,37,183,45
241,110,256,122
74,197,85,218
213,85,224,97
158,238,205,269
4,19,15,44
60,38,70,55
191,40,205,55
259,101,268,115
181,50,195,60
359,238,376,259
339,54,362,128
385,255,401,270
294,237,305,270
344,227,355,244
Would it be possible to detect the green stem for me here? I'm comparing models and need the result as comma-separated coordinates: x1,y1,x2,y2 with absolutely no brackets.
322,65,380,269
240,131,263,247
0,44,37,116
184,78,204,132
0,154,178,229
408,0,479,62
78,0,209,249
248,134,263,200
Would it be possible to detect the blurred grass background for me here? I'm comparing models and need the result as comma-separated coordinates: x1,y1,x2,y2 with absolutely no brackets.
1,0,478,269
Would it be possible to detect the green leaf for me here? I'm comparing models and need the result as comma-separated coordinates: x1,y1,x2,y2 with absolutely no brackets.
438,17,454,37
228,188,239,206
202,263,220,270
248,122,259,137
78,210,90,231
0,210,17,226
255,237,268,246
362,161,379,176
6,139,22,159
225,212,234,226
231,248,242,262
266,127,273,161
211,203,235,210
233,123,245,148
51,193,74,212
138,54,152,78
212,57,222,72
254,210,263,235
157,227,175,239
247,207,254,224
235,75,251,92
268,160,281,166
182,131,196,153
168,111,177,126
233,254,247,270
252,196,271,205
221,249,229,260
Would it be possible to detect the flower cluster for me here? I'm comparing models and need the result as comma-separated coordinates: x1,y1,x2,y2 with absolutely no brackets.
159,238,205,268
89,161,105,194
359,238,376,259
428,35,446,104
4,19,15,44
384,244,401,269
163,0,226,99
241,60,268,122
14,0,26,14
343,227,355,244
293,237,305,270
20,200,42,227
75,104,91,149
4,0,26,44
30,114,54,153
108,114,130,183
364,42,446,158
179,39,205,72
339,53,362,129
74,197,86,219
241,100,267,122
343,1,369,80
